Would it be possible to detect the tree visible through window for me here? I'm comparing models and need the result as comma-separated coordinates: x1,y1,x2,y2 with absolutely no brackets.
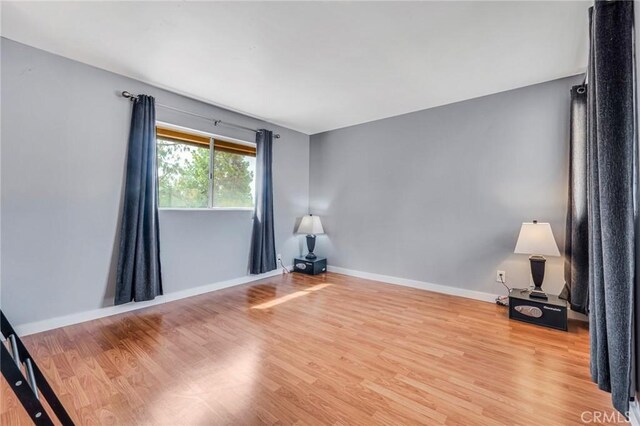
213,150,255,208
156,127,256,209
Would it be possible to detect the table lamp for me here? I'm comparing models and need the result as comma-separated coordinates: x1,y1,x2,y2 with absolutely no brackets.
297,215,324,260
514,221,560,300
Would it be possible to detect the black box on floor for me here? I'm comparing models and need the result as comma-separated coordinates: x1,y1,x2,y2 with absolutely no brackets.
293,257,327,275
508,289,568,331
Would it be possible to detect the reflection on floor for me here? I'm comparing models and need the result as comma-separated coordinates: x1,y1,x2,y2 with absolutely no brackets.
251,283,332,310
1,272,615,425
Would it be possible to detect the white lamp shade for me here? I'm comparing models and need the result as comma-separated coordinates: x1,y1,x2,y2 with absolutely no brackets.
514,222,560,256
297,215,325,235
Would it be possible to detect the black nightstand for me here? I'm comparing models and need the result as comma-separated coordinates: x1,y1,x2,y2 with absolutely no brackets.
508,289,568,331
293,257,327,275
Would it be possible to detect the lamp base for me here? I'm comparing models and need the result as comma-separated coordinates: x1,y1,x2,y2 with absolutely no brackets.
528,255,547,300
305,234,317,260
529,288,548,300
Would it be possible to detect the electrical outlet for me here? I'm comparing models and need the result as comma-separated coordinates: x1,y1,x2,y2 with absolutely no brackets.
496,270,506,283
277,253,282,262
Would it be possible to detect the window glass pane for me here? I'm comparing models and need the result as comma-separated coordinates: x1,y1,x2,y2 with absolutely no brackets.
213,150,256,208
157,138,209,208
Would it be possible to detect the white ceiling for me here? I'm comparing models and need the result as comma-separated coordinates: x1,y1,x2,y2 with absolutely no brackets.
2,1,589,135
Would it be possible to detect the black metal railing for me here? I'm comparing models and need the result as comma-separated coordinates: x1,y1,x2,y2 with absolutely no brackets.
1,311,74,425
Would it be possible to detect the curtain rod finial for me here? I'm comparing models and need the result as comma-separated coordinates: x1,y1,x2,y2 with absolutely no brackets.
122,91,138,100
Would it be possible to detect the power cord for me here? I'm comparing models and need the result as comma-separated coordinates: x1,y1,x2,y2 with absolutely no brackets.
279,258,290,274
496,273,510,307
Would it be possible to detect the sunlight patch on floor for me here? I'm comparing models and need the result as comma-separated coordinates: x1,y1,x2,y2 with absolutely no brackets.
251,283,333,310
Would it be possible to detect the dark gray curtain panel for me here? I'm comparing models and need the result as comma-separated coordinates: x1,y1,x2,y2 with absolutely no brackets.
564,85,589,315
115,95,163,305
249,129,277,274
587,1,636,416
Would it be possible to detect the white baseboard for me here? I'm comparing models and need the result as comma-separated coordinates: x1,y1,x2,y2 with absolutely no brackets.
14,267,291,336
15,265,585,336
327,266,500,303
630,400,640,426
327,266,587,322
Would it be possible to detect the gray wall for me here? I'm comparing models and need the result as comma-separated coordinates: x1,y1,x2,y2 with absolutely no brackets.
310,75,583,296
0,36,583,328
1,39,310,326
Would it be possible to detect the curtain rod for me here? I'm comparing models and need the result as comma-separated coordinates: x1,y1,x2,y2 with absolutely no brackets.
121,91,281,139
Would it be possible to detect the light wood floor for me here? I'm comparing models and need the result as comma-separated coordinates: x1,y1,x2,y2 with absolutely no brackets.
2,272,618,425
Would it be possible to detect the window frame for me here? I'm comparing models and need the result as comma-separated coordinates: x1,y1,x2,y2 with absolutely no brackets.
155,122,257,211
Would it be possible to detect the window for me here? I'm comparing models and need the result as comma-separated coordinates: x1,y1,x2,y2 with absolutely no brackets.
156,126,256,209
